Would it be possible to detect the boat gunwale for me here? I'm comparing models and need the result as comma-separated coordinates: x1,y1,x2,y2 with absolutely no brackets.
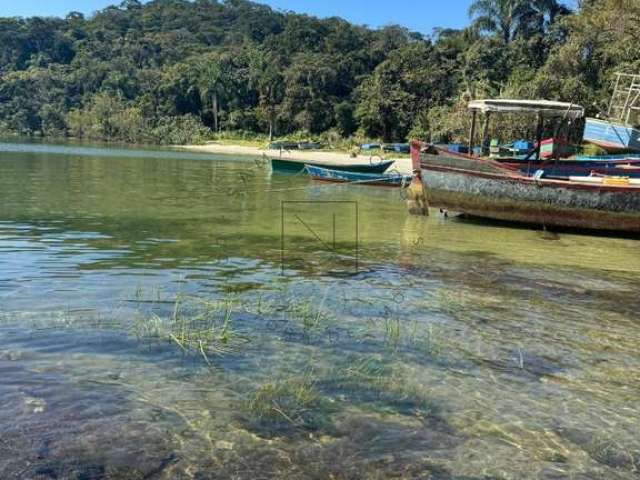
305,164,409,187
433,143,640,166
421,160,640,192
305,176,403,188
271,158,396,168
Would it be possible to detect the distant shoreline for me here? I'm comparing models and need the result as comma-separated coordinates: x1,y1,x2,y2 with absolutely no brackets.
178,143,412,173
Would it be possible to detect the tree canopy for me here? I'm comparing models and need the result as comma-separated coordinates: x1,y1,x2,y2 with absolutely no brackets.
0,0,637,144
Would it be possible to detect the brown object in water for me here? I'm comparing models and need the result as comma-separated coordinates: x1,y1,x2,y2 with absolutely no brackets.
407,140,429,216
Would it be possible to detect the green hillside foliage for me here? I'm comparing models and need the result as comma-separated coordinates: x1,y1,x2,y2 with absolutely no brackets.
0,0,638,144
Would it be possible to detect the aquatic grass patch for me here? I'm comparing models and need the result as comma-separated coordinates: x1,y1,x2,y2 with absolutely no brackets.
586,434,639,472
558,428,640,473
133,293,251,363
132,286,343,360
382,315,402,349
327,355,435,417
132,287,348,362
241,372,334,438
455,418,576,467
371,307,447,357
283,293,332,332
254,292,452,357
341,355,388,383
245,288,346,345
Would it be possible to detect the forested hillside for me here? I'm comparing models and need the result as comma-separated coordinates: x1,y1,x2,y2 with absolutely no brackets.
0,0,638,145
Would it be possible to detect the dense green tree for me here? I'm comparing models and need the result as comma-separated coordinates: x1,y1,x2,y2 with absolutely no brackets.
334,101,356,137
516,0,571,38
532,0,640,118
248,49,285,139
193,54,227,132
356,42,453,141
0,0,636,144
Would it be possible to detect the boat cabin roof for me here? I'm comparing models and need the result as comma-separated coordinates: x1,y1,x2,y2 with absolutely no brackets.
468,99,585,119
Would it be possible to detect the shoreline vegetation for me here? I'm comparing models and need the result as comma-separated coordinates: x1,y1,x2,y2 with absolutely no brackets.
0,1,637,149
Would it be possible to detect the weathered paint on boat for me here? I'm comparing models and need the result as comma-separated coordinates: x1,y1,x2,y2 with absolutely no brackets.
539,137,573,159
434,144,640,177
305,165,410,187
271,158,394,174
574,153,640,162
417,149,640,232
502,159,640,178
583,118,640,152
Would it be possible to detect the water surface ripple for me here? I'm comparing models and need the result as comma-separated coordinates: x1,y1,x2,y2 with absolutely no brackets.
1,142,639,479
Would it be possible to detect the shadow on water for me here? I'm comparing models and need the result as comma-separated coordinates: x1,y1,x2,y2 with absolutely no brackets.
456,213,640,241
0,359,182,479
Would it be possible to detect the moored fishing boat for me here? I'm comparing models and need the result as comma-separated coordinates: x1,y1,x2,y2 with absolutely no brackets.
433,144,640,177
439,98,640,177
383,143,410,154
501,157,640,178
582,73,640,152
271,158,395,174
305,165,410,187
583,118,640,152
409,141,640,233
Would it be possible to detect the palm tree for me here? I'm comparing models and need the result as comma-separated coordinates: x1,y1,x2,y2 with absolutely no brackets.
469,0,570,42
248,51,284,140
468,0,528,43
517,0,571,37
196,60,224,132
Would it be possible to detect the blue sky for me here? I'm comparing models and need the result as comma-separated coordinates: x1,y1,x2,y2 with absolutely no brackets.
3,0,577,35
3,0,478,34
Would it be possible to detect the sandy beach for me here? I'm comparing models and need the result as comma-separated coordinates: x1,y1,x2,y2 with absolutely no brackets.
179,143,413,173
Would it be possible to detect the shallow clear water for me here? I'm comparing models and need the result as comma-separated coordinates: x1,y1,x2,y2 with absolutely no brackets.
1,141,639,479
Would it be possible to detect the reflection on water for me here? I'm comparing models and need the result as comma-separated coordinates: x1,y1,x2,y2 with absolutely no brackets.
1,142,639,479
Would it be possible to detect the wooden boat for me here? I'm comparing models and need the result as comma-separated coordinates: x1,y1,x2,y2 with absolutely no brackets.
411,141,640,233
583,118,640,152
305,165,410,187
360,143,382,151
268,141,299,150
433,144,640,177
383,143,410,154
297,141,321,150
500,158,640,178
271,158,394,174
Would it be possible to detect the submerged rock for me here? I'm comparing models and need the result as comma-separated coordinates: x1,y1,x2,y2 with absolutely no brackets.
0,350,24,361
24,396,46,414
214,440,235,450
